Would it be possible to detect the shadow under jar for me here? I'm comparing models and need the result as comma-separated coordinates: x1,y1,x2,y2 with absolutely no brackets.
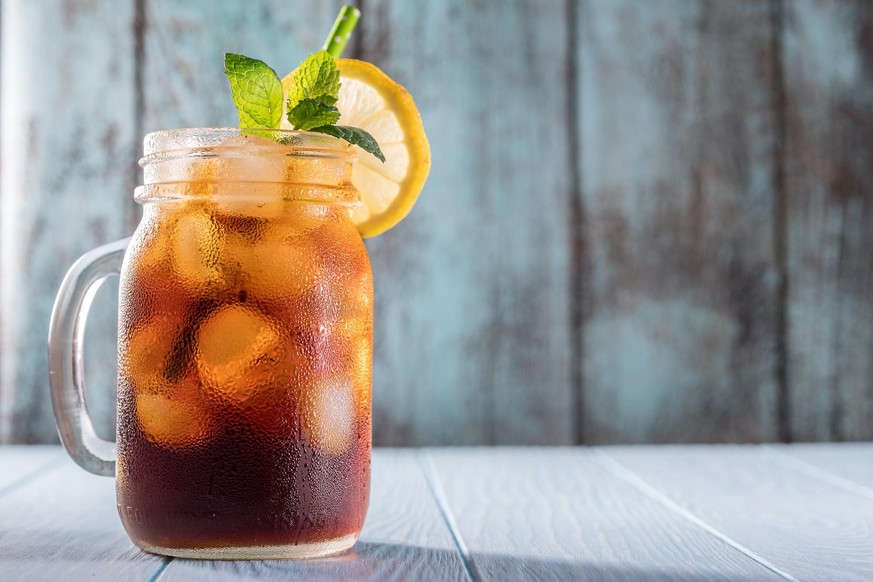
50,129,373,560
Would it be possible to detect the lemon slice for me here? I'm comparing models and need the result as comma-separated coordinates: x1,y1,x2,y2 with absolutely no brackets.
282,59,430,237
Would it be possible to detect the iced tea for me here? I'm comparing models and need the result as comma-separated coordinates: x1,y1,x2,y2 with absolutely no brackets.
115,131,372,558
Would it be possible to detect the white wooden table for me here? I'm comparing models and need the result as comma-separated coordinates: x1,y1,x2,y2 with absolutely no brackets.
0,445,871,581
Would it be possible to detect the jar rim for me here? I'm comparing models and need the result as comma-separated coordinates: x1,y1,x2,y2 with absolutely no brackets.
139,128,355,167
136,128,358,206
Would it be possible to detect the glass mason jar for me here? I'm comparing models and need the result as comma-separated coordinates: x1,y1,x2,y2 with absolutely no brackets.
49,129,373,559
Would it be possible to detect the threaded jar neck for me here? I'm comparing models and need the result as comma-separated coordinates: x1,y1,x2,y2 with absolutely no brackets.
135,128,357,206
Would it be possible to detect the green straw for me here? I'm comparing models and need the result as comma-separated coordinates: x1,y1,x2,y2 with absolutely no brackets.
323,5,361,58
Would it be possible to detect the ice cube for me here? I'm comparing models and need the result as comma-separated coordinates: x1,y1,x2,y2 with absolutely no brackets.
347,332,373,393
170,206,225,288
305,379,356,456
136,376,215,449
338,313,372,340
210,135,290,219
128,209,173,273
226,227,322,302
120,314,183,390
196,304,300,402
310,219,374,298
303,315,371,379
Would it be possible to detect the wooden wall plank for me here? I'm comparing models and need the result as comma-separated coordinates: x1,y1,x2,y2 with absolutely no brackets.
4,0,873,445
0,457,165,581
606,445,873,580
783,0,873,441
360,0,574,445
140,0,344,133
427,447,782,581
578,0,781,443
161,450,467,581
0,0,138,443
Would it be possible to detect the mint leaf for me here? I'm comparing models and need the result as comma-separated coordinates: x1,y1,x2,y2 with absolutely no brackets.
287,50,341,111
224,50,385,163
224,53,283,129
288,99,341,131
310,125,385,162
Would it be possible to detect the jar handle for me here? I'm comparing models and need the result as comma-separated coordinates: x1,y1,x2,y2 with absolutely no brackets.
48,238,129,476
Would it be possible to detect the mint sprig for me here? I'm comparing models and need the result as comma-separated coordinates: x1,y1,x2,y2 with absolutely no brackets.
224,53,283,129
224,48,385,162
284,51,385,162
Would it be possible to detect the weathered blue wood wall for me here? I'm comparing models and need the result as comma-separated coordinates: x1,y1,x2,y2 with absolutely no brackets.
579,0,782,443
1,0,871,444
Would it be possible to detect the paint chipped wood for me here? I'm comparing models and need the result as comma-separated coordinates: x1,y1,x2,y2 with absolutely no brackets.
361,0,575,445
783,0,873,441
0,0,138,443
1,0,872,446
578,0,781,443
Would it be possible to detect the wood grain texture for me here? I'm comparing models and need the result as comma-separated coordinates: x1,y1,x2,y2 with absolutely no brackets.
0,445,62,493
427,447,781,581
0,454,165,582
578,0,781,444
140,0,343,133
3,445,873,579
3,0,873,445
768,442,873,490
607,445,873,581
360,0,574,445
0,0,138,443
161,450,467,581
783,0,873,441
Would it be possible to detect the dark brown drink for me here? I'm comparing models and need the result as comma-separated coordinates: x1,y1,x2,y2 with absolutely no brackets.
114,143,373,559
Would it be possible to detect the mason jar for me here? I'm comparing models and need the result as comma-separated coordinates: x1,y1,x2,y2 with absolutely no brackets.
49,128,373,559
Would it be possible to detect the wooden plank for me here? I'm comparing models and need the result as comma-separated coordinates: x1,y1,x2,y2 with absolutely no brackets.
768,443,873,491
140,0,344,132
0,0,137,443
427,447,782,581
360,0,574,445
159,450,467,581
578,0,780,443
0,456,165,581
783,0,873,441
607,445,873,580
0,446,62,493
